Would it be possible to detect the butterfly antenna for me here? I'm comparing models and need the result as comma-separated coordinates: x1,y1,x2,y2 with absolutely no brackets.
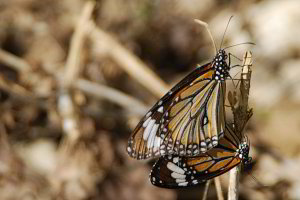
223,42,256,50
219,15,234,50
194,19,217,55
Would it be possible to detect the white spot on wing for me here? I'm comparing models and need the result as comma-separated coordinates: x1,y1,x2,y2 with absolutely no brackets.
200,142,206,147
143,117,151,128
143,119,155,140
154,136,161,148
157,106,164,113
173,157,179,163
207,143,212,149
175,178,186,183
147,124,159,147
203,117,208,124
167,162,185,174
146,112,152,118
178,182,188,186
171,172,186,179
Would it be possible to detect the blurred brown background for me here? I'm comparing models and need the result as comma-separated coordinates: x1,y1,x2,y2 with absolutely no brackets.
0,0,300,200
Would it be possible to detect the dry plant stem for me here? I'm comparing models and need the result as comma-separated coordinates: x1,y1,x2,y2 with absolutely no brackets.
234,51,253,133
0,49,31,72
88,21,169,98
0,49,49,109
62,1,95,89
228,165,241,200
0,75,49,109
202,180,211,200
0,48,39,85
0,48,147,116
58,1,95,143
214,177,225,200
194,19,217,55
228,51,253,200
75,79,148,116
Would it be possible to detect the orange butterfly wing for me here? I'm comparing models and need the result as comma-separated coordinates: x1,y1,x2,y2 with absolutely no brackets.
128,49,231,160
150,125,249,188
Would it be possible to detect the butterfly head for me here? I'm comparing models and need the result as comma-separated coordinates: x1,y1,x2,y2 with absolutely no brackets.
212,49,230,81
237,141,252,165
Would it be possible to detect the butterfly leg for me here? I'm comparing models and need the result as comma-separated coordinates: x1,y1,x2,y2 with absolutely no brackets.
229,53,242,62
228,53,243,73
228,53,244,88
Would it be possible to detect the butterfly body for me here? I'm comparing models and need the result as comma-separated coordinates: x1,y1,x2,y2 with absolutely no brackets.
127,49,232,160
149,125,251,188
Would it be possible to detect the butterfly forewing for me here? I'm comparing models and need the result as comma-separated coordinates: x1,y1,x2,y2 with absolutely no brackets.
162,80,225,155
128,63,212,159
128,50,230,160
150,124,248,188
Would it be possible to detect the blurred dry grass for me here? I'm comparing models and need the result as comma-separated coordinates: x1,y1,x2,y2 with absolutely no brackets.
1,0,300,200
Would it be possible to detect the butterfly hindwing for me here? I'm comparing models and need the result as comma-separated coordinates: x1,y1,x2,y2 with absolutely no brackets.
150,124,250,188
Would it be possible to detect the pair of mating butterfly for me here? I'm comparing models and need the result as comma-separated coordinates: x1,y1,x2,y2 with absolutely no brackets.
127,18,252,188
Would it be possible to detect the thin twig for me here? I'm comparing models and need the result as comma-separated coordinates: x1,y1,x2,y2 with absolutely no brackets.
227,51,253,200
58,1,95,143
0,75,49,109
61,1,94,89
214,177,224,200
231,52,253,133
88,21,169,98
0,48,31,72
75,79,148,116
202,180,211,200
228,165,241,200
0,47,147,116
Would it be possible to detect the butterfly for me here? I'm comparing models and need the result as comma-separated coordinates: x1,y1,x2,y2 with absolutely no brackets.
149,123,251,188
127,48,232,160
